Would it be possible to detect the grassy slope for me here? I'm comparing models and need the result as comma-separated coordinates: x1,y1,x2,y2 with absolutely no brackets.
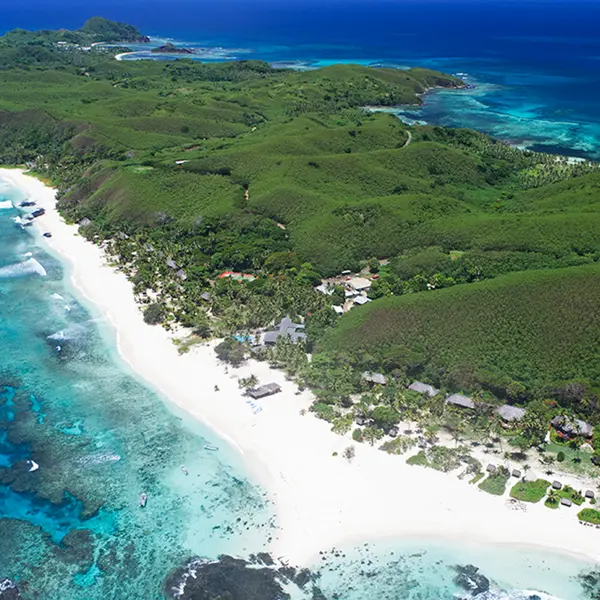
318,263,600,394
1,57,599,275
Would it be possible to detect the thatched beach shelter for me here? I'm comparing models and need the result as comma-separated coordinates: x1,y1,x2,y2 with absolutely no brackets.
497,405,526,423
445,394,475,409
362,371,387,386
247,383,282,399
408,381,439,397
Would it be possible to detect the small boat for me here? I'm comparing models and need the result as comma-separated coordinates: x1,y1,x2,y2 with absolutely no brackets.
19,200,36,207
181,465,189,475
31,208,46,218
139,493,147,507
204,444,218,451
43,232,52,238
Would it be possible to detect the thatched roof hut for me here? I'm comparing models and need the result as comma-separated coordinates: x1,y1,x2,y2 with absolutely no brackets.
408,381,439,397
247,383,282,399
445,394,475,409
551,415,594,439
497,405,526,422
552,480,562,490
261,317,307,346
362,371,387,386
560,497,572,507
511,469,522,478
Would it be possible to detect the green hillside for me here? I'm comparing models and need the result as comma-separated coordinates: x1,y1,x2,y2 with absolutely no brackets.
318,264,600,406
1,19,600,421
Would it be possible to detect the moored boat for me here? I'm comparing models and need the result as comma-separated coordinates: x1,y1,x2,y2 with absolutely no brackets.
139,492,147,507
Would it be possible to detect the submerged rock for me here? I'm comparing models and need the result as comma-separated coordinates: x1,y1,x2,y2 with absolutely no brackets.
165,555,293,600
0,579,22,600
579,568,600,599
452,564,490,596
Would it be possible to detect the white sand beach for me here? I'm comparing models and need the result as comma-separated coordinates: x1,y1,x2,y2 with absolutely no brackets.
2,167,600,567
114,52,136,61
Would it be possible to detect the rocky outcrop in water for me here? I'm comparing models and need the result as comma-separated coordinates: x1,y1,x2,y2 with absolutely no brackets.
165,555,323,600
579,568,600,599
452,564,490,596
0,579,22,600
151,43,194,55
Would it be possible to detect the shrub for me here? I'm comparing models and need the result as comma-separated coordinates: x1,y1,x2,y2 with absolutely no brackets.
311,402,337,422
352,428,364,443
557,451,565,462
510,479,550,503
343,445,356,461
407,451,429,467
143,302,165,325
478,466,510,495
578,508,600,525
214,337,246,366
379,436,416,455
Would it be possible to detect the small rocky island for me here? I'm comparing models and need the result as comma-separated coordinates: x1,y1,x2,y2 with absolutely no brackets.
151,42,194,54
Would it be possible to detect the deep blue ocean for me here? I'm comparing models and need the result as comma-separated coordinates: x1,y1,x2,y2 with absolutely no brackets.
3,0,600,157
2,1,600,598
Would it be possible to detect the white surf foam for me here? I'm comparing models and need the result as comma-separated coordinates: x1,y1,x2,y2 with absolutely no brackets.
47,330,67,341
476,590,565,600
51,293,65,301
0,200,13,209
0,257,47,279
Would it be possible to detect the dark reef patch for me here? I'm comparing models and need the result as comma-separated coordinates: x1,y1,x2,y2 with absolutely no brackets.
0,579,21,600
165,555,324,600
452,564,490,596
579,567,600,600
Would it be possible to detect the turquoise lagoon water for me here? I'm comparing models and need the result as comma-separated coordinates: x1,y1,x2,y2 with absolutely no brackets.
0,178,274,598
1,174,599,599
313,539,596,600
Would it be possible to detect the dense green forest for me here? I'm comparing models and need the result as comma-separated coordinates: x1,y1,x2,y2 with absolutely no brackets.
1,19,600,434
319,264,600,406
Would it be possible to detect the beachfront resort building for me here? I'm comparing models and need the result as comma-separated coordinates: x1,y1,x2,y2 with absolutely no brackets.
445,394,475,409
408,381,439,397
261,317,307,346
497,404,526,424
247,383,282,399
551,415,594,439
348,277,372,293
362,371,388,386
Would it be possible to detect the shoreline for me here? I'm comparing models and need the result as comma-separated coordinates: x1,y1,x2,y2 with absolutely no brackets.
2,168,600,570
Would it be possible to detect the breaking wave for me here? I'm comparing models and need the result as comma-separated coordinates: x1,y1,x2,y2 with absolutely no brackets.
0,258,46,278
475,591,563,600
0,200,13,210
